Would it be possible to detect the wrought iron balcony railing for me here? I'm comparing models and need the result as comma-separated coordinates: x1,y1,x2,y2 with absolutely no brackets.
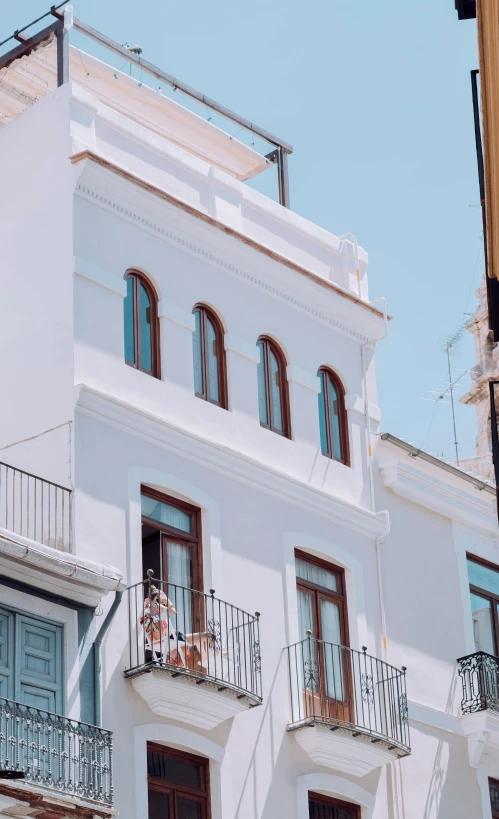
458,650,499,713
0,696,113,805
125,572,262,704
286,635,411,755
0,460,72,551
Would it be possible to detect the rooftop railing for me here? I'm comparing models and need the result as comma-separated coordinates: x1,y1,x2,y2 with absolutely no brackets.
286,635,411,755
0,696,113,805
0,460,72,551
458,650,499,713
125,572,262,705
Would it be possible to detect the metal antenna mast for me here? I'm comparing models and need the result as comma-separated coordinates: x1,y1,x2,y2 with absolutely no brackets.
445,342,460,465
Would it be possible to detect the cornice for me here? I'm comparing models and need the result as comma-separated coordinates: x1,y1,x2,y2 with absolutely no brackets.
379,459,497,535
75,383,389,540
477,0,499,280
71,151,387,344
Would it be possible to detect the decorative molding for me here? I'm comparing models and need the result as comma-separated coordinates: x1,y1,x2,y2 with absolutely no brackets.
131,671,250,729
379,459,497,535
345,394,380,422
462,711,499,778
286,366,321,393
157,300,196,331
224,333,260,363
72,157,386,344
75,384,390,540
292,725,400,777
408,700,463,736
0,527,123,606
74,256,127,297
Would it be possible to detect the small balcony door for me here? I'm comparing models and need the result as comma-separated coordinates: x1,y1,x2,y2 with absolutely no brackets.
467,556,499,656
141,489,203,666
295,551,350,723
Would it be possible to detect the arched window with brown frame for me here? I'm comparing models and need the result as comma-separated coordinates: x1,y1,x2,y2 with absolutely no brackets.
123,270,160,378
192,304,227,408
317,367,349,465
256,336,290,437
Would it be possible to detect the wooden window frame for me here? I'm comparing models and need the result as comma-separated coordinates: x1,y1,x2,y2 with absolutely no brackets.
124,270,160,378
490,777,499,818
467,553,499,656
141,487,203,593
147,742,211,819
257,335,291,438
295,550,349,647
318,367,350,466
308,791,361,817
193,304,227,409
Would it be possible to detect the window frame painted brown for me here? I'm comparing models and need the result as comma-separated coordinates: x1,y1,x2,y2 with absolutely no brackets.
124,270,160,378
192,304,227,409
257,335,291,438
318,366,350,466
467,552,499,656
308,791,361,818
147,742,211,819
295,550,349,647
141,487,203,594
490,777,499,818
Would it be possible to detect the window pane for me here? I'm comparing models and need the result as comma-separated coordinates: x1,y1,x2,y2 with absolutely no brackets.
318,373,328,454
470,593,495,654
321,599,344,700
141,495,192,533
193,310,203,395
257,342,268,425
206,317,220,402
148,788,170,818
309,797,358,819
327,375,343,461
140,283,153,372
297,589,315,640
490,780,499,812
177,797,203,819
468,558,499,596
124,277,135,364
167,541,193,633
147,750,201,788
269,348,283,432
296,557,338,592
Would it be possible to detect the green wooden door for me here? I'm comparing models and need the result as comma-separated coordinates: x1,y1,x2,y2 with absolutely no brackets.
0,606,63,714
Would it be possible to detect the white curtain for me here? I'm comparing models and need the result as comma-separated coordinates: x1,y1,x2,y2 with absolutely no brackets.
320,599,344,701
167,541,193,635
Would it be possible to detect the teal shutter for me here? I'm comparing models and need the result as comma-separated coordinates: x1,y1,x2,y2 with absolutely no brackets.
0,608,14,699
16,614,63,714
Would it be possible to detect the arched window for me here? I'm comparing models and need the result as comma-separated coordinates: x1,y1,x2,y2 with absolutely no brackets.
192,305,227,408
318,367,349,464
123,271,160,377
256,336,290,437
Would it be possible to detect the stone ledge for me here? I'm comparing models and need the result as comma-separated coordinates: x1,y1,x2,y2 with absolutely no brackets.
0,779,117,819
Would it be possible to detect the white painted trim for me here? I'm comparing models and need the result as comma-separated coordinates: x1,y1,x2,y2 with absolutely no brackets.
224,333,260,363
379,459,497,535
77,385,389,541
74,256,127,297
127,467,222,594
345,394,380,422
157,300,196,331
283,533,367,650
134,724,232,819
286,366,321,394
0,583,79,721
408,700,463,736
297,773,374,819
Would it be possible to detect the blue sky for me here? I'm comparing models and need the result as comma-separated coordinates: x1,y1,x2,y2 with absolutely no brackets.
0,1,483,464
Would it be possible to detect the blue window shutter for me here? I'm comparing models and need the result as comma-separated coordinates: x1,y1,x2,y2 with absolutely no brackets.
0,608,14,700
16,614,63,714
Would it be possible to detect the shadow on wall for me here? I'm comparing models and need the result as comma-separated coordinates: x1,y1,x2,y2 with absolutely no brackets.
234,650,289,819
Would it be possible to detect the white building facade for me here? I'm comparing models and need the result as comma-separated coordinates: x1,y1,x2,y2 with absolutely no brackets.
0,11,498,819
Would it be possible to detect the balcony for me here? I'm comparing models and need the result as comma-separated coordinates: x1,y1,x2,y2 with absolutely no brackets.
0,696,115,818
286,636,411,777
458,651,499,772
125,573,262,730
0,460,122,605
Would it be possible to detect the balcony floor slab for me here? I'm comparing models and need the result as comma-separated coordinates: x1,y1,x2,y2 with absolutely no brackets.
0,780,117,819
131,667,256,729
291,723,407,777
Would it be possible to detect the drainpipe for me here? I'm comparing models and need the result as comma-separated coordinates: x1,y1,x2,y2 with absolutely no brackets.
93,590,123,727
